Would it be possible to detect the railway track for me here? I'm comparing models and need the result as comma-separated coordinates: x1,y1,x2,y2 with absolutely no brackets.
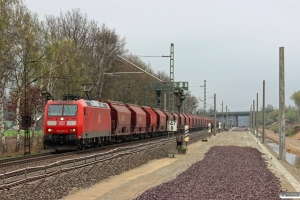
0,134,172,174
0,130,208,200
0,135,174,191
0,130,208,191
0,128,208,173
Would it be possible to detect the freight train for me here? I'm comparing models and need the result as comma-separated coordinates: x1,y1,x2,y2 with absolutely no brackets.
43,96,219,151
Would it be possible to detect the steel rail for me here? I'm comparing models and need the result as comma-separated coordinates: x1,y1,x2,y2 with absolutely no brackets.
0,134,170,171
0,138,171,190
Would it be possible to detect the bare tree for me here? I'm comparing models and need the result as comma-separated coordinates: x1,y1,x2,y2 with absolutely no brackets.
88,24,126,99
0,0,24,152
181,91,199,114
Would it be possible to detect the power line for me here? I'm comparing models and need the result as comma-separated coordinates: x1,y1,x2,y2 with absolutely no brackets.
136,55,170,57
117,55,167,84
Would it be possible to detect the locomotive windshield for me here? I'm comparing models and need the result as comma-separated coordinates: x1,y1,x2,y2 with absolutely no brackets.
48,105,77,116
63,105,77,116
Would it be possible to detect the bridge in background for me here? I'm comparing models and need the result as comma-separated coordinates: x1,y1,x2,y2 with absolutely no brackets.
208,111,250,127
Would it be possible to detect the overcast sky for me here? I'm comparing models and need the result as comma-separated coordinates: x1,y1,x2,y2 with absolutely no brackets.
24,0,300,112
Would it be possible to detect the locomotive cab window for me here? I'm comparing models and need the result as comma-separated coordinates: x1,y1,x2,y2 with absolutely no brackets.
63,105,78,116
48,105,78,116
48,105,63,116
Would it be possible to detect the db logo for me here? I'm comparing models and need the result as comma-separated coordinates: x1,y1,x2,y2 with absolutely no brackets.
59,121,65,125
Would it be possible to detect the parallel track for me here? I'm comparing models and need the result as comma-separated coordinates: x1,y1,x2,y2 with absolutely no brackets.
0,135,174,190
0,135,171,172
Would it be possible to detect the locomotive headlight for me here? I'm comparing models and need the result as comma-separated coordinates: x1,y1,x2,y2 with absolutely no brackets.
70,128,76,132
47,128,54,132
60,117,64,120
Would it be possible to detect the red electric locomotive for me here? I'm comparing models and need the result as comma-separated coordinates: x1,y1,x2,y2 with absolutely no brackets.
44,98,111,150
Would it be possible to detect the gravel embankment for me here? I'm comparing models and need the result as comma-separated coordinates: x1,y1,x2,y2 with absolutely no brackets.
2,144,167,200
135,146,286,200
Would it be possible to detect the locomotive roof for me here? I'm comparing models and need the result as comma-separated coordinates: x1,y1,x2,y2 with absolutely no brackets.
47,99,108,108
85,100,108,108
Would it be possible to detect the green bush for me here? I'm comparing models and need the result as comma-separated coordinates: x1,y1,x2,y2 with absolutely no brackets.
4,130,43,137
179,145,186,150
269,110,279,122
286,128,295,137
286,109,298,122
269,124,279,133
265,118,275,126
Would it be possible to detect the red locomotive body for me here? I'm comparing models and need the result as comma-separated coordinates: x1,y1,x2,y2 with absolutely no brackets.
83,101,111,138
44,99,111,150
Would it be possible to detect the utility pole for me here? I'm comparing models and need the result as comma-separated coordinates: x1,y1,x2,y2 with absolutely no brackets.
204,80,206,115
262,80,265,144
221,101,223,132
214,93,216,136
256,93,258,137
169,43,174,116
226,106,228,131
252,100,255,135
279,47,286,160
250,105,252,133
164,93,166,110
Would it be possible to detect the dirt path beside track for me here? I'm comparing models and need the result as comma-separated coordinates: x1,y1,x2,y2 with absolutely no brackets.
62,131,297,200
